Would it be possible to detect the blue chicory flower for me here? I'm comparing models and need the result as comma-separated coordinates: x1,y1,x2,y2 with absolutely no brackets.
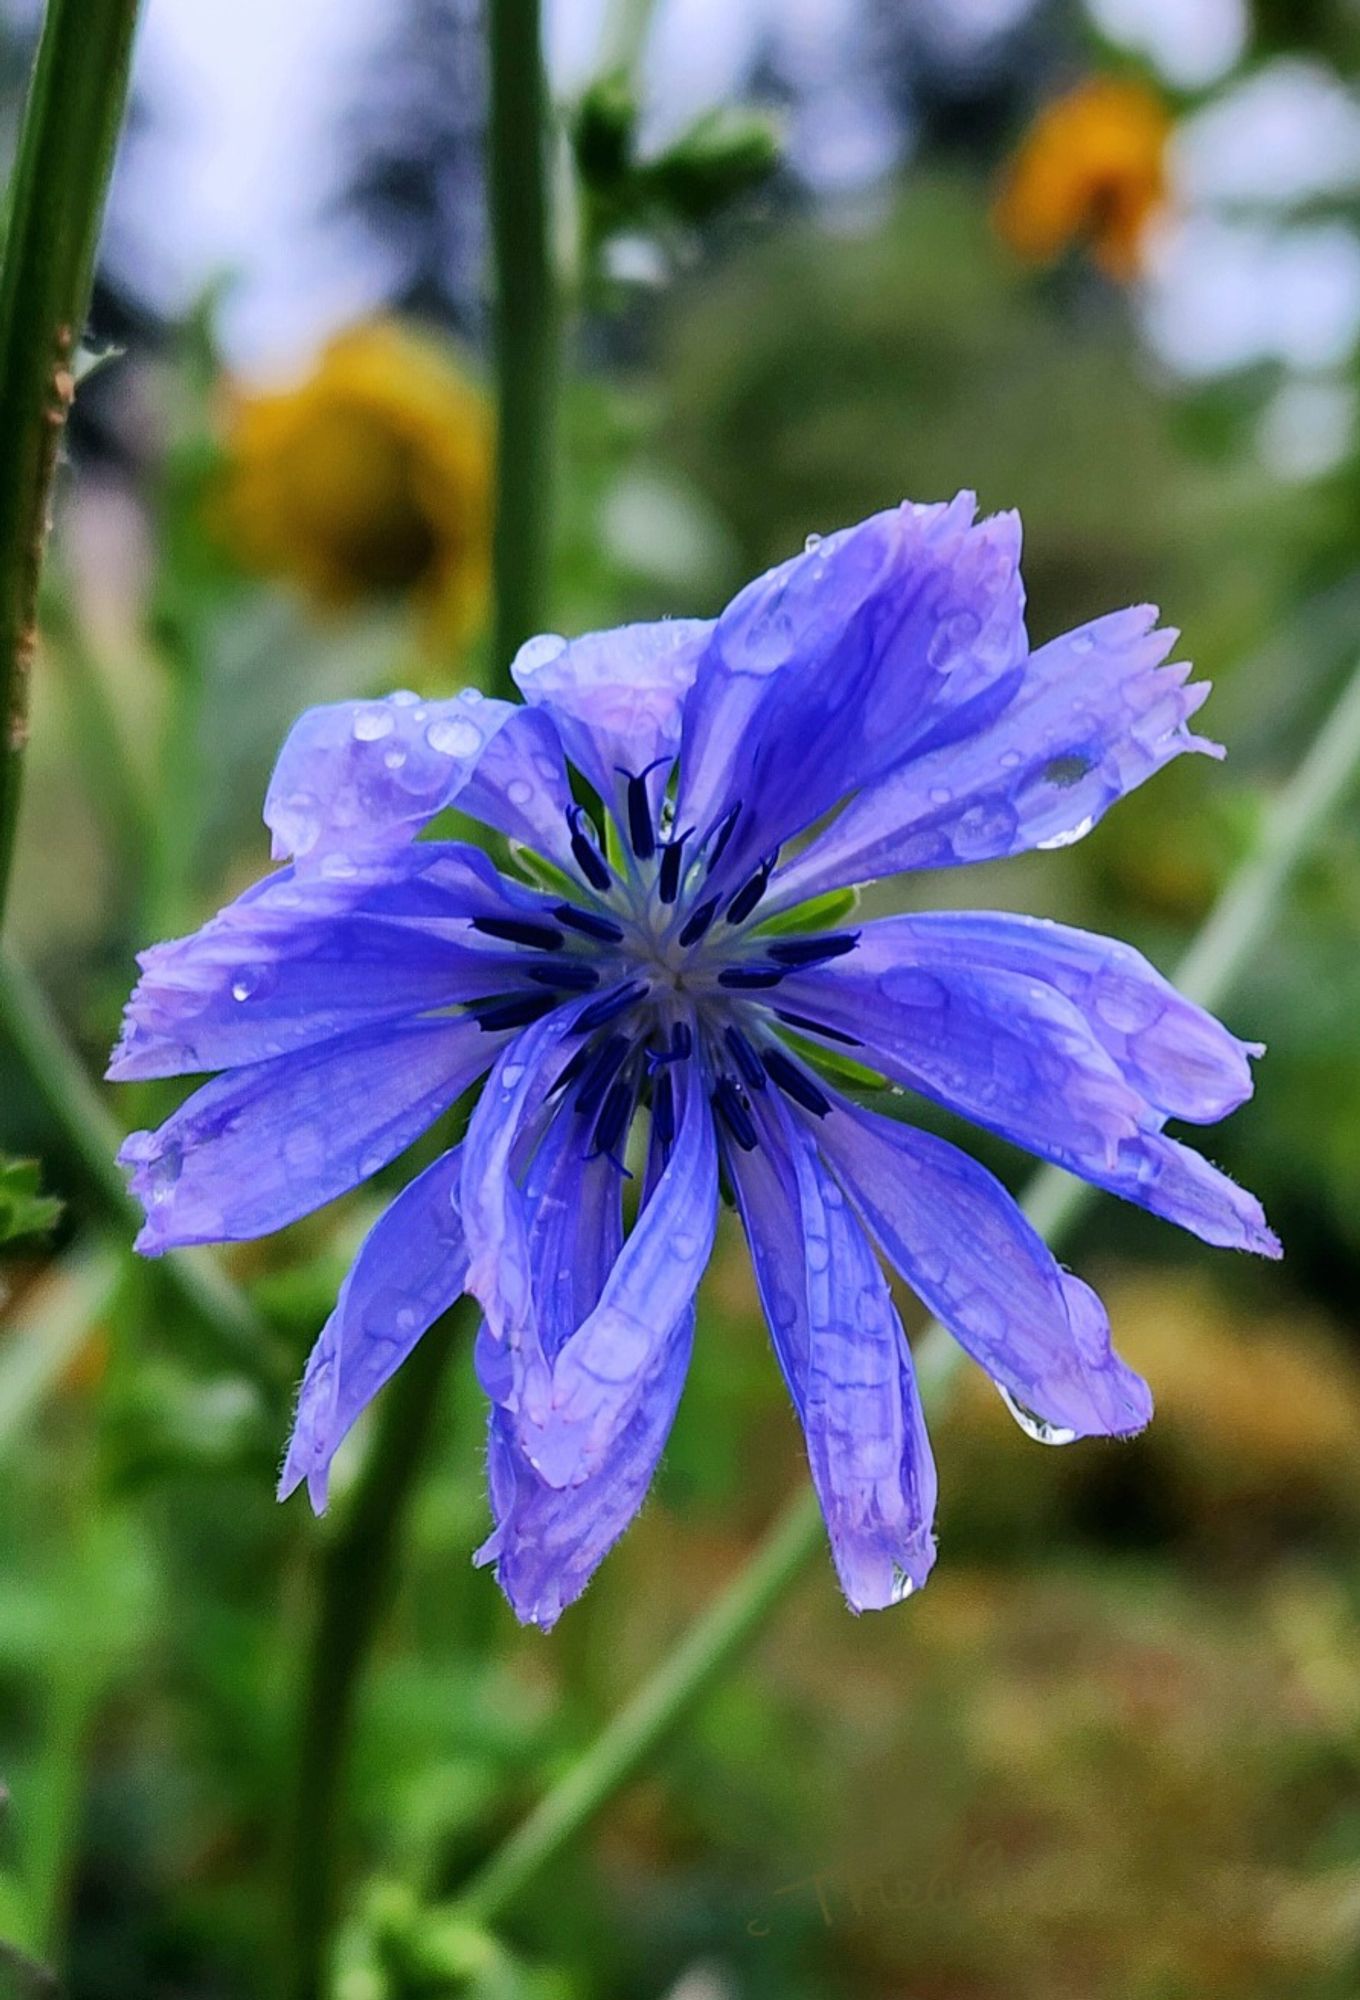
110,495,1279,1627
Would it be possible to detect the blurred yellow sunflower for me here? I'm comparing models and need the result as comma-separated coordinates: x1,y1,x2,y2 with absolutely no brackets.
217,320,493,645
993,77,1172,283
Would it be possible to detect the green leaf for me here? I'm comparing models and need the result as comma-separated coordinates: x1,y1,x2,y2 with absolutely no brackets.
754,885,861,937
0,1158,61,1247
507,842,577,899
777,1029,887,1095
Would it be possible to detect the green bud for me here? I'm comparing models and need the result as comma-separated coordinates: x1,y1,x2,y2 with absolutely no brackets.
571,69,638,197
645,105,782,224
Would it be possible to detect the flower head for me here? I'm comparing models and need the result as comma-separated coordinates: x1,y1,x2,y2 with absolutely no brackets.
993,77,1172,282
216,320,492,643
111,496,1277,1627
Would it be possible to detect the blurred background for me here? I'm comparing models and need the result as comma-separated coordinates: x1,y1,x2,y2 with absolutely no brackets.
3,0,1360,1995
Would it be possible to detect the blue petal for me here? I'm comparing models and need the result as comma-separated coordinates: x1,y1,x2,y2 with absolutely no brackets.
278,1147,469,1512
773,607,1215,904
475,1115,693,1628
784,925,1279,1256
460,1007,590,1421
677,497,1026,886
264,689,575,873
118,1015,495,1254
108,845,555,1081
818,1099,1151,1439
518,1045,717,1489
731,1095,937,1610
512,620,712,811
822,911,1260,1125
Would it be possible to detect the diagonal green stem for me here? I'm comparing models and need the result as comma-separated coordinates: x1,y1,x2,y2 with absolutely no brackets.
449,650,1360,1928
276,9,563,1994
0,0,144,928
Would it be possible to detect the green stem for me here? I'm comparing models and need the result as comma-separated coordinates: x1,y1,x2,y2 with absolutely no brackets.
277,9,563,1991
0,0,144,928
278,1309,466,2000
489,0,558,689
449,651,1360,1926
0,948,285,1392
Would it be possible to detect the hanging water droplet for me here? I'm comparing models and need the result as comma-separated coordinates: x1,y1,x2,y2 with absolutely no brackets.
383,746,408,771
1036,814,1096,851
998,1387,1077,1446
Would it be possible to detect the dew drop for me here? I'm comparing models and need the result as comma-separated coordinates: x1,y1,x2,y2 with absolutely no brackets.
670,1231,698,1259
506,777,534,807
353,706,395,742
359,1152,385,1178
320,852,359,879
1072,631,1096,655
427,715,483,758
383,747,408,771
390,689,420,707
515,632,568,677
804,531,823,552
998,1386,1077,1446
1036,814,1096,851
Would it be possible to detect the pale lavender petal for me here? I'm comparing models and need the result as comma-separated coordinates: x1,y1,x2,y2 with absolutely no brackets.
731,1095,937,1609
278,1146,469,1512
774,607,1216,904
817,910,1261,1125
512,619,712,809
519,1050,717,1488
819,1099,1151,1439
782,930,1279,1255
264,688,564,872
108,848,546,1081
678,496,1027,887
118,1015,494,1253
460,1008,588,1422
476,1119,693,1628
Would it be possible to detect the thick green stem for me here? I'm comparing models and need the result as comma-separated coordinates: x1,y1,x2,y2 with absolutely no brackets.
279,1310,466,2000
449,652,1360,1926
489,0,558,688
0,0,144,928
0,949,284,1392
277,8,562,1991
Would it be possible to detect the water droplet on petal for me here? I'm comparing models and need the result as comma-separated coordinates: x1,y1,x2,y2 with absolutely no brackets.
998,1386,1077,1446
804,531,823,552
506,777,534,807
383,747,408,771
320,853,358,880
427,715,483,758
353,706,395,742
390,689,420,707
1036,814,1096,851
1072,631,1096,655
515,632,568,677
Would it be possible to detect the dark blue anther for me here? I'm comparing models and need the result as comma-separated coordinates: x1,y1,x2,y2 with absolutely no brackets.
717,965,784,990
573,979,647,1033
724,1025,768,1092
678,895,720,948
724,852,777,927
554,902,624,943
706,804,741,875
622,768,656,862
526,961,601,992
568,805,612,894
658,832,688,904
575,1034,631,1118
471,992,560,1033
768,931,859,968
670,1019,693,1060
712,1077,759,1152
774,1008,862,1047
590,1078,636,1173
763,1047,832,1116
651,1068,676,1150
470,915,565,951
